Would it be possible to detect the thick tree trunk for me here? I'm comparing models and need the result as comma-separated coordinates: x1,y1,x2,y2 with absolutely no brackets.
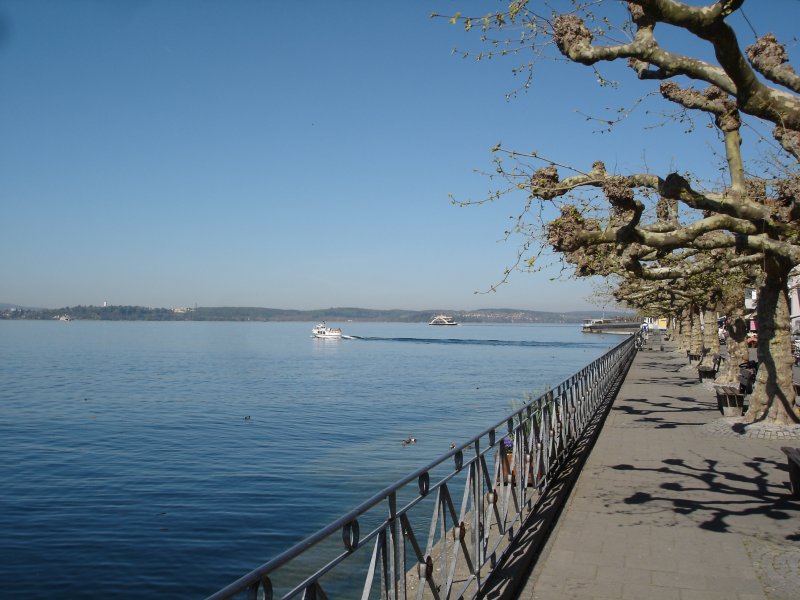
674,313,683,349
677,310,690,352
722,293,749,383
701,307,718,364
673,314,681,349
690,304,703,356
745,256,800,425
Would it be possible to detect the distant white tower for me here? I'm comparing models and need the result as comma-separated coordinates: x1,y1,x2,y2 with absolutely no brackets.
103,301,107,307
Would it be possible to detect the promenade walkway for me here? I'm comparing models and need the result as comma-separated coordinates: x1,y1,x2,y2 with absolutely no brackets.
518,341,800,600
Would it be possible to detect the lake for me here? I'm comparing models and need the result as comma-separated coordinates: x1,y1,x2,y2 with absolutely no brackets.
0,320,620,598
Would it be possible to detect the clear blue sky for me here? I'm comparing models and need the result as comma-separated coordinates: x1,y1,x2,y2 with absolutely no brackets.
2,1,798,312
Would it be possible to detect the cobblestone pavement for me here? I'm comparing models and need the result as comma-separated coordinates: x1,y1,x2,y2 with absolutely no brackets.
519,343,800,600
700,418,800,440
743,536,800,600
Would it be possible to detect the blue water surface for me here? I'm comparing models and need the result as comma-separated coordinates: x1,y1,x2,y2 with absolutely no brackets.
0,320,619,598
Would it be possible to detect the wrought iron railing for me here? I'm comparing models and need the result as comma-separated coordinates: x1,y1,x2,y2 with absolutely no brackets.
207,335,636,600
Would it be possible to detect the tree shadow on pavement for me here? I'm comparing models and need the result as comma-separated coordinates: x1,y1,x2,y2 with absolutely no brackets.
611,458,800,541
632,377,699,387
611,396,715,429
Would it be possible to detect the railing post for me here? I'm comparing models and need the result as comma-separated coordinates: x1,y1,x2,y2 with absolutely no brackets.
472,438,482,592
388,491,403,600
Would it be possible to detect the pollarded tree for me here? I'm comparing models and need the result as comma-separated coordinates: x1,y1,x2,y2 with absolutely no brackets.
444,1,800,425
608,249,758,382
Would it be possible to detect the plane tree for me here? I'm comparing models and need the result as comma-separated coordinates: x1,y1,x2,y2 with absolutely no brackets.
607,250,758,382
444,1,800,424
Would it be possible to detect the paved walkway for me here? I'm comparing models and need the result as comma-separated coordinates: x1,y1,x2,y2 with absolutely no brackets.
518,342,800,600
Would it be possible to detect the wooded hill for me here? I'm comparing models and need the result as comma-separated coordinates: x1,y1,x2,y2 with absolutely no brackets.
1,305,631,323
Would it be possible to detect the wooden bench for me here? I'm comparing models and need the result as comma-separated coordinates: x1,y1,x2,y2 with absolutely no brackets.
714,384,745,417
780,446,800,497
698,354,723,382
687,348,709,365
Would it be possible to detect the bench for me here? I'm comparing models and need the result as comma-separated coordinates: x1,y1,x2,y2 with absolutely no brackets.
738,361,758,395
714,384,746,417
687,348,709,365
698,354,723,382
780,447,800,497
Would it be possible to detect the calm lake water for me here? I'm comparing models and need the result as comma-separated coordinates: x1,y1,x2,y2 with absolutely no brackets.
0,320,620,598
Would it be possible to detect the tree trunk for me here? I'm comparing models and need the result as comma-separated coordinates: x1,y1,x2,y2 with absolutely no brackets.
745,256,800,425
722,292,749,383
677,309,690,352
701,307,718,364
690,304,703,356
675,310,685,351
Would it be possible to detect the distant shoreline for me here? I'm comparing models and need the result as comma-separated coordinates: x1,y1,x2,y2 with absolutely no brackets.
0,305,631,324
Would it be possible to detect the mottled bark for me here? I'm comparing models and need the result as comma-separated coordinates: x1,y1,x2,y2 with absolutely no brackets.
722,290,749,383
701,307,719,363
675,307,691,352
690,304,703,356
676,310,690,352
745,256,800,424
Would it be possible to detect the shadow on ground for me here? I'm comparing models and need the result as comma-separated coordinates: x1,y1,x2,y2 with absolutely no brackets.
612,395,716,429
611,458,800,541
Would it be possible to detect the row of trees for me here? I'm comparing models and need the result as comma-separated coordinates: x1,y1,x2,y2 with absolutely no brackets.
444,1,799,425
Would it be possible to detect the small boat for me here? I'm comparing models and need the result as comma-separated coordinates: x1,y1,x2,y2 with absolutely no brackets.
429,314,458,326
311,322,343,339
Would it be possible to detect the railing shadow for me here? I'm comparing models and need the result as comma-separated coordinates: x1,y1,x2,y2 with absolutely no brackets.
611,458,800,541
206,337,639,600
479,335,635,599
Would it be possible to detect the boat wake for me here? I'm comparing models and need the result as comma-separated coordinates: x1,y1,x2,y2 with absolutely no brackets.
343,336,603,348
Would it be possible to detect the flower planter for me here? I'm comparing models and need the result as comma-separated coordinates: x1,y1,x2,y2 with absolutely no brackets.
499,451,537,487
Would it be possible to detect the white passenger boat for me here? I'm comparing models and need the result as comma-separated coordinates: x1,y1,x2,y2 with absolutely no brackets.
429,314,458,326
581,318,640,334
311,322,343,339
